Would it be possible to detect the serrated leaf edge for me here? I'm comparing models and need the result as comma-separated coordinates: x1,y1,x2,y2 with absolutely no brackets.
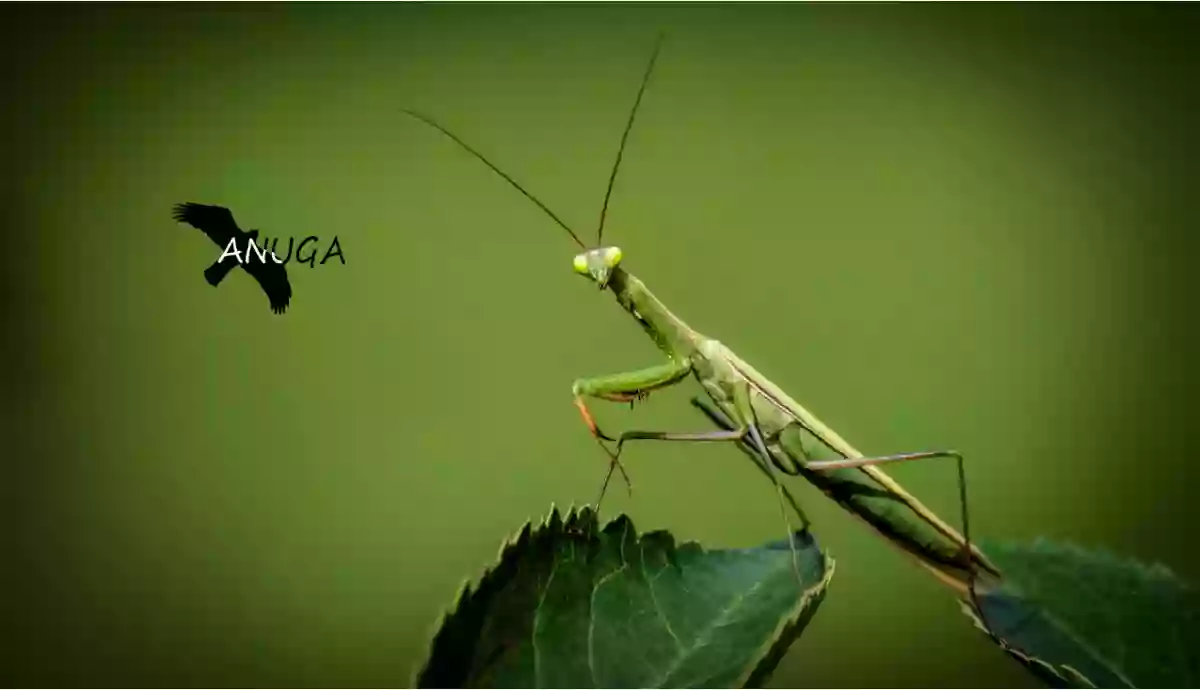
410,503,587,687
959,597,1099,689
411,504,833,689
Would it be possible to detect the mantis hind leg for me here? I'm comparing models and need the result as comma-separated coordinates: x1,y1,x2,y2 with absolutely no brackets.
768,414,982,597
804,447,976,585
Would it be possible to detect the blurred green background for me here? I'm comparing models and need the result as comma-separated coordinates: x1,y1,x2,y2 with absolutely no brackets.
4,3,1199,687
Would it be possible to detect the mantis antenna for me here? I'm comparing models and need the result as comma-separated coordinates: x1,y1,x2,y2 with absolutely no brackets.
402,33,666,252
596,32,666,246
400,108,587,249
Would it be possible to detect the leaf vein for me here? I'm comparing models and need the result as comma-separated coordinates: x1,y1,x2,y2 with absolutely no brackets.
1019,593,1136,687
640,539,683,652
589,563,628,687
532,561,559,689
653,567,776,687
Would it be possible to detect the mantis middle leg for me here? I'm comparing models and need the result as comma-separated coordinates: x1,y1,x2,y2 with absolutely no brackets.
576,372,812,576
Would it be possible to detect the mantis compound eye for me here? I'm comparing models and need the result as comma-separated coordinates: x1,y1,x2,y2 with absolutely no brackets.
605,246,623,266
573,253,589,275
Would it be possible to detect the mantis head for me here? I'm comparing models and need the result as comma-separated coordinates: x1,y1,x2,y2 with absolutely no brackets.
573,246,623,289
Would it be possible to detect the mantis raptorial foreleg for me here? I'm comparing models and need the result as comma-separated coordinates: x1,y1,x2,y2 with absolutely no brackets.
571,358,693,492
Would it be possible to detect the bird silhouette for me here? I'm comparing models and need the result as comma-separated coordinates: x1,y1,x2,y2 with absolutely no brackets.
172,202,292,314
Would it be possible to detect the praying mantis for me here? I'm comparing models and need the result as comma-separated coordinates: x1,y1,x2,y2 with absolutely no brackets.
402,34,1001,600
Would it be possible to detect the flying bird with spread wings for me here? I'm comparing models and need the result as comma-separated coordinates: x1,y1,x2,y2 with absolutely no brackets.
172,202,292,314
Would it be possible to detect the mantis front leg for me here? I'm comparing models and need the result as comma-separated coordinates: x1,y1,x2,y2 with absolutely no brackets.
571,357,694,497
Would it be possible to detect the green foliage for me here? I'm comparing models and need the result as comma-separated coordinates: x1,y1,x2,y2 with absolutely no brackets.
414,506,833,689
963,539,1200,688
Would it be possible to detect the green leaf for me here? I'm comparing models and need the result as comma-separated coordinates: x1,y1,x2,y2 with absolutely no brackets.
414,506,834,689
962,539,1200,688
